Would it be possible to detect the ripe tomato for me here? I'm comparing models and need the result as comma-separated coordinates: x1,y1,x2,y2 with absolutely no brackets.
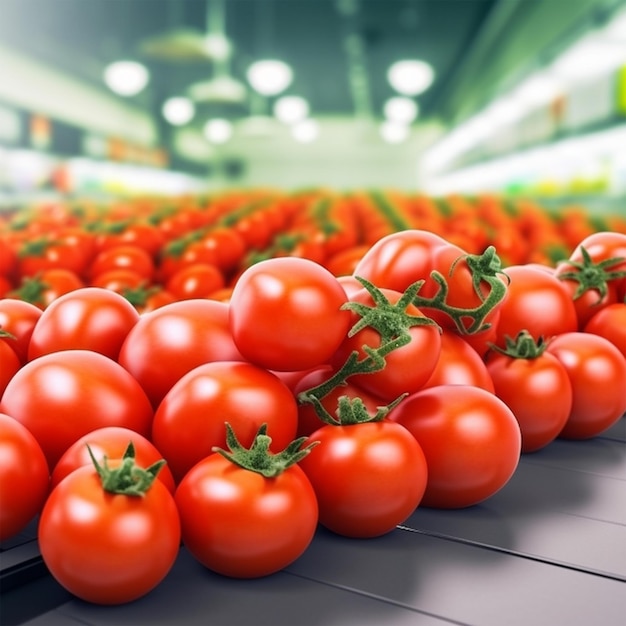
0,339,21,397
165,262,225,300
546,332,626,439
229,257,352,371
18,236,89,278
299,420,428,537
118,299,245,408
152,361,298,482
90,268,146,292
89,245,155,282
51,426,176,494
584,303,626,359
39,460,180,604
389,385,521,508
27,287,139,362
10,269,84,309
0,298,42,363
0,413,50,541
175,435,318,578
0,349,153,467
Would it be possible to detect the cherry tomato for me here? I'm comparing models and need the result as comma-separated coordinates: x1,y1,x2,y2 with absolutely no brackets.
165,263,225,300
0,413,50,541
584,302,626,359
89,245,155,282
389,385,521,508
10,269,84,309
229,257,352,372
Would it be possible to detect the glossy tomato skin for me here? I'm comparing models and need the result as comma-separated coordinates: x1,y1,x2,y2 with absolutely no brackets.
51,426,176,494
0,350,153,468
494,265,578,348
0,413,50,541
229,257,352,372
546,332,626,440
584,303,626,359
0,298,42,363
175,453,318,578
0,341,21,397
118,299,245,408
389,385,521,508
299,421,428,537
39,464,180,604
152,361,299,483
485,351,573,452
27,287,139,362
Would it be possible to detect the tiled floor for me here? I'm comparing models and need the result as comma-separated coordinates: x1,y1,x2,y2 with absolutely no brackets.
2,416,624,626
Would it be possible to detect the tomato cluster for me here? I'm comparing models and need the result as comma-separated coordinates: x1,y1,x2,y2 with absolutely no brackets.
1,192,625,605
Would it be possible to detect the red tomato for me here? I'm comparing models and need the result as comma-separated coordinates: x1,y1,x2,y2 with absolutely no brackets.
166,262,225,300
198,227,247,273
118,299,245,408
0,339,21,397
39,461,180,604
229,257,352,372
96,221,165,258
299,420,428,537
389,385,521,508
152,361,298,483
89,245,155,282
176,449,318,578
546,332,626,440
51,426,176,494
485,341,573,452
494,265,578,347
0,298,43,363
18,237,88,278
0,413,50,541
0,349,153,467
27,287,139,362
90,268,146,292
584,303,626,359
330,286,441,401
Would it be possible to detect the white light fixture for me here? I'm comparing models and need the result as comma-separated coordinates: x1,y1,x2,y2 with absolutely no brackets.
387,59,434,96
246,60,293,96
203,33,232,61
484,96,524,127
291,119,319,143
383,97,418,124
203,118,233,144
514,72,563,106
273,96,310,124
162,97,195,126
103,60,150,96
380,121,410,144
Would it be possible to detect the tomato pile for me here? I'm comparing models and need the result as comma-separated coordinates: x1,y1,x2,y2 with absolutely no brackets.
1,189,626,605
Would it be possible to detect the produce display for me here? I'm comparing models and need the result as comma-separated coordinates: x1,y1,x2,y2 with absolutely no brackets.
1,188,626,605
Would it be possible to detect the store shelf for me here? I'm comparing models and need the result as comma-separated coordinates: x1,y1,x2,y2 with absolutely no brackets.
1,416,624,626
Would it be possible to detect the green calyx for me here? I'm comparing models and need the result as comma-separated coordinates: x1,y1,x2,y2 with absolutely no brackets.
87,442,165,497
0,328,17,340
8,275,49,306
120,282,161,307
557,246,626,303
305,393,407,426
489,330,547,359
212,423,318,478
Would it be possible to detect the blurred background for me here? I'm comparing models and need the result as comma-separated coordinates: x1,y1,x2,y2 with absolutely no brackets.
1,0,626,205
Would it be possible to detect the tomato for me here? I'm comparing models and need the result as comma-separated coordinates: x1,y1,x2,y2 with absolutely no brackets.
0,413,50,541
546,332,626,439
0,349,153,467
584,302,626,359
324,245,370,277
175,428,318,578
0,339,21,397
10,268,84,309
0,298,42,363
197,227,247,274
51,426,176,494
165,262,225,300
421,330,495,393
95,221,165,258
89,244,156,283
90,268,146,292
18,236,88,278
229,257,352,372
27,287,139,362
330,285,441,401
299,420,428,537
352,229,449,293
389,385,521,508
39,458,180,604
118,299,245,408
485,334,573,452
493,265,578,347
152,361,298,483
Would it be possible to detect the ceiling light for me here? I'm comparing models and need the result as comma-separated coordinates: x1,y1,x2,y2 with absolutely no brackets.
273,96,310,124
246,60,293,96
387,59,434,96
203,33,232,61
383,97,418,124
380,121,409,144
162,97,195,126
188,76,247,103
203,119,233,144
292,119,319,143
103,60,150,96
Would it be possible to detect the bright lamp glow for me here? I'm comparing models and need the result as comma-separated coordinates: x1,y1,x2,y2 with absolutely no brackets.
103,61,149,96
380,121,409,144
247,60,293,96
514,73,562,106
383,97,418,124
291,119,319,143
484,97,524,127
273,96,310,124
387,59,434,96
551,34,626,80
162,97,195,126
203,118,233,144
